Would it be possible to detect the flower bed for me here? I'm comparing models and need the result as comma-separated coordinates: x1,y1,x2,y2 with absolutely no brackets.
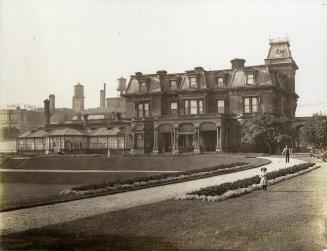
61,161,263,196
177,162,317,202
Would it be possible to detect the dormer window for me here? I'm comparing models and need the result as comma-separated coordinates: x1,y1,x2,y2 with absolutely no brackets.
139,82,147,92
246,73,255,85
217,76,224,87
189,77,198,88
169,80,178,91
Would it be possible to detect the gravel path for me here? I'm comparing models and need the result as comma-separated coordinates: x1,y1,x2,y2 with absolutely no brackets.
0,169,181,173
0,157,305,234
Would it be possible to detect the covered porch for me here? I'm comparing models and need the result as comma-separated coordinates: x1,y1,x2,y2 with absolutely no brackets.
152,120,224,154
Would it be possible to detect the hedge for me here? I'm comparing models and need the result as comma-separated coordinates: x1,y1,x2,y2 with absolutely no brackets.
67,162,249,193
188,162,315,197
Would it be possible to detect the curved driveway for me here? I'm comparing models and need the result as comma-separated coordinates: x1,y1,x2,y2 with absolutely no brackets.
0,157,305,235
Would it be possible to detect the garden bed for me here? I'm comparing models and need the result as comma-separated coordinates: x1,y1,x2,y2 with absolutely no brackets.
177,162,318,202
61,161,269,196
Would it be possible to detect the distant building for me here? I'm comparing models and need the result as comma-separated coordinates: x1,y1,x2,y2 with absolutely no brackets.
0,107,44,141
72,83,85,113
17,39,304,155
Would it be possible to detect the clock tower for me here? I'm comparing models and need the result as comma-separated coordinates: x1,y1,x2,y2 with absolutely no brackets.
265,37,298,118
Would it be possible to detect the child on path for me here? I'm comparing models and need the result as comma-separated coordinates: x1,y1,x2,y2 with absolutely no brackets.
260,167,268,191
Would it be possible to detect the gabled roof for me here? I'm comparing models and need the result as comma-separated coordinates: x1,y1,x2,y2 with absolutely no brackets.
18,131,33,138
48,128,85,136
126,76,161,94
89,127,123,136
28,130,48,138
228,65,273,88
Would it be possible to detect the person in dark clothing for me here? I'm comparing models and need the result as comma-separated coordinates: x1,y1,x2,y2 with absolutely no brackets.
282,145,291,163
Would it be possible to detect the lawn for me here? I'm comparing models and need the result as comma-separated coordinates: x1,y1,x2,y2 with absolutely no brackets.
0,155,269,211
1,165,325,251
2,154,256,171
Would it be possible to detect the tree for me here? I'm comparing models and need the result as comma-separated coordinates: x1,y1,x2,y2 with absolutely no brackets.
299,114,327,149
241,113,293,154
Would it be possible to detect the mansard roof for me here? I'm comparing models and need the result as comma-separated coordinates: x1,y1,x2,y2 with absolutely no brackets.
124,64,282,95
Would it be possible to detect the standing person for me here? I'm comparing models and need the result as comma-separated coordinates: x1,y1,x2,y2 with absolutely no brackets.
282,145,291,163
260,167,268,191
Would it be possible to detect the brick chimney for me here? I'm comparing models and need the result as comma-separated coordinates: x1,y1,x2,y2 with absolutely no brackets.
135,72,143,78
231,58,246,69
43,99,50,125
49,94,55,114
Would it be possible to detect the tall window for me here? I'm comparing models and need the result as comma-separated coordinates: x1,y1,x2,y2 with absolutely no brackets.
246,73,255,85
198,100,203,114
184,100,190,115
137,103,150,117
190,100,197,114
170,102,178,115
217,76,224,87
189,77,197,88
137,104,143,117
184,100,204,115
144,103,149,117
139,82,147,92
217,99,225,113
244,97,259,113
252,98,258,112
169,80,178,91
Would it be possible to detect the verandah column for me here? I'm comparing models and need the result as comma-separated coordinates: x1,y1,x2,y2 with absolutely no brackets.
130,126,136,154
193,124,200,154
216,123,222,152
173,125,179,154
152,124,159,154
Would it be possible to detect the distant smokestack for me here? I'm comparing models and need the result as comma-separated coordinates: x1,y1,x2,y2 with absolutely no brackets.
49,94,55,114
117,77,127,95
100,83,106,108
43,99,50,125
100,90,104,107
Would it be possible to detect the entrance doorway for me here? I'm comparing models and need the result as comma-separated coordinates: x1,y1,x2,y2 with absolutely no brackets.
159,132,172,153
200,131,216,152
178,134,194,152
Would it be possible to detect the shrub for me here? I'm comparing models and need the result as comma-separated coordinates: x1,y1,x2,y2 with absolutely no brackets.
71,162,248,192
188,163,314,197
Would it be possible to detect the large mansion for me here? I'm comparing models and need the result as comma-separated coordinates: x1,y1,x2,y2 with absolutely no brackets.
16,38,300,155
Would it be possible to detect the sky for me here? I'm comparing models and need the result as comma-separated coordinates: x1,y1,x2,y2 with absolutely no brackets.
0,0,327,116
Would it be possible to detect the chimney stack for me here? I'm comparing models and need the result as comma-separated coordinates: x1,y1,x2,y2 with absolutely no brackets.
230,58,246,69
49,94,55,114
117,77,127,95
100,83,106,108
43,99,50,125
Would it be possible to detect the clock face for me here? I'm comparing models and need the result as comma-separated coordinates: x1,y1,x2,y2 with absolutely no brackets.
276,48,285,55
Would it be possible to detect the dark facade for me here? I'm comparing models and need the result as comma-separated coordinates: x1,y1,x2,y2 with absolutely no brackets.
122,39,299,154
0,107,44,141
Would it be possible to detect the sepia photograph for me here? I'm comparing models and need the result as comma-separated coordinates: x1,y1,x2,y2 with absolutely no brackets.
0,0,327,250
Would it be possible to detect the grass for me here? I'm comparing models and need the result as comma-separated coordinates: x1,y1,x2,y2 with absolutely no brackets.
1,164,325,251
0,156,269,211
1,155,253,171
